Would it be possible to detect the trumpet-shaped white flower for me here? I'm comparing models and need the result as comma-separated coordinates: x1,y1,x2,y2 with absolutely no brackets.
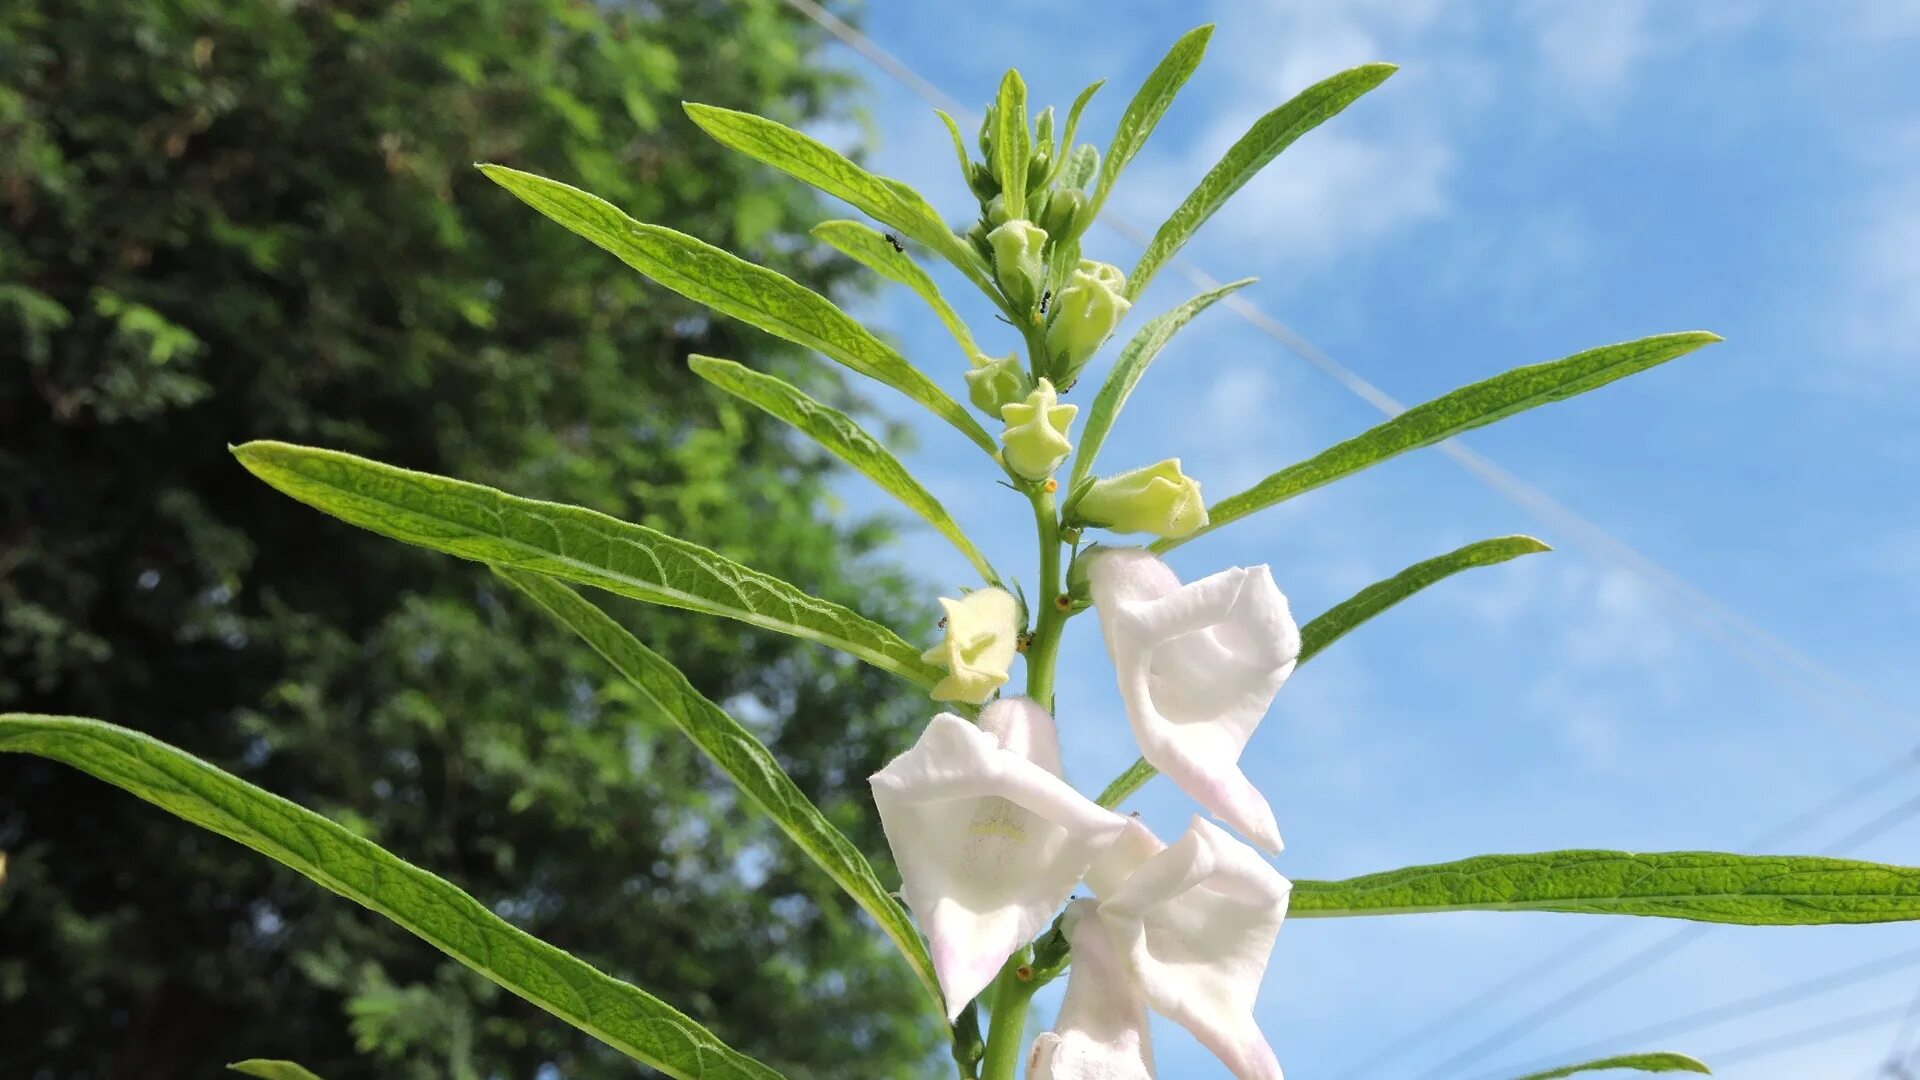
1028,899,1156,1080
921,586,1022,705
1086,816,1292,1080
1088,548,1298,853
869,698,1129,1019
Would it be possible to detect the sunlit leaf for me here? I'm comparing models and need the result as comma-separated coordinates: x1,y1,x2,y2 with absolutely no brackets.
493,570,944,1012
1156,332,1723,552
1070,277,1254,488
1293,851,1920,924
689,355,996,583
479,164,994,454
228,1062,326,1080
1050,80,1105,188
812,219,983,363
0,715,785,1080
1096,535,1550,807
1511,1052,1712,1080
1062,144,1099,191
993,69,1031,218
232,441,941,689
935,108,973,180
1127,63,1396,298
1093,24,1213,216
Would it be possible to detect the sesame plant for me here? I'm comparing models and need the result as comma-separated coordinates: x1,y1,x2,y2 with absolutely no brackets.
9,24,1920,1080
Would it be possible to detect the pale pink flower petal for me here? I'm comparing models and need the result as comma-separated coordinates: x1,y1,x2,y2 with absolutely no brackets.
1029,899,1155,1080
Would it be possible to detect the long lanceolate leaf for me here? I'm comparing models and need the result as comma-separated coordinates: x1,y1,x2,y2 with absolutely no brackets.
1096,535,1549,807
812,220,983,364
1127,63,1397,299
689,355,998,584
1292,851,1920,924
232,441,943,689
1070,277,1255,489
680,104,998,299
478,165,995,456
0,715,787,1080
1154,332,1723,553
1092,24,1213,217
228,1063,326,1080
993,70,1032,219
493,570,945,1013
1511,1053,1711,1080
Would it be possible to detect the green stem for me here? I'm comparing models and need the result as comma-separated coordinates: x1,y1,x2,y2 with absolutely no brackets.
1024,487,1065,708
980,953,1040,1080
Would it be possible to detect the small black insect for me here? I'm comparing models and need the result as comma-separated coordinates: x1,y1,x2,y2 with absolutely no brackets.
1038,289,1052,317
885,233,905,253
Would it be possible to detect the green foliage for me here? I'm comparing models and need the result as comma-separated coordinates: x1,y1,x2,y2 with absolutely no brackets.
811,220,983,364
1127,63,1398,298
0,1,940,1075
1092,24,1215,217
992,71,1032,219
0,715,784,1080
1158,332,1724,550
230,1062,328,1080
1293,851,1920,923
233,441,942,687
689,356,998,582
1511,1053,1712,1080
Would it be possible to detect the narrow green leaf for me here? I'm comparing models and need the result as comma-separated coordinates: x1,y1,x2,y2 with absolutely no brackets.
1048,80,1105,187
812,219,983,363
1127,63,1397,298
232,441,942,689
690,355,996,583
1156,332,1723,552
1070,278,1255,488
993,70,1031,219
478,164,994,455
1062,144,1100,191
492,570,944,1012
229,1062,326,1080
1512,1052,1712,1080
1096,535,1550,808
1291,850,1920,924
935,108,973,180
681,103,996,296
0,715,785,1080
1093,24,1214,216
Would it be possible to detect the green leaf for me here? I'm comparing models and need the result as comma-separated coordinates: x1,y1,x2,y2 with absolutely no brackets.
492,570,944,1012
232,440,942,689
1051,81,1105,188
812,219,983,363
1511,1052,1712,1080
681,103,997,298
935,108,973,179
1062,144,1099,191
1070,278,1255,488
229,1062,326,1080
1096,535,1550,808
1127,63,1397,299
689,355,996,583
1156,332,1723,552
1291,850,1920,924
478,164,994,455
993,69,1031,219
1093,24,1214,216
0,715,785,1080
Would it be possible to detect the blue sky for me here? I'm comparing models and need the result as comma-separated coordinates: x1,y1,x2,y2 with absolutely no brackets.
784,3,1920,1077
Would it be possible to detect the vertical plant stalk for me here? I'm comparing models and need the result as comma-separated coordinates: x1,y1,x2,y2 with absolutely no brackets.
981,951,1041,1080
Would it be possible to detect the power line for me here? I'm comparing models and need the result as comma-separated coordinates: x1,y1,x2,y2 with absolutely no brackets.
777,0,1912,748
1705,1003,1909,1069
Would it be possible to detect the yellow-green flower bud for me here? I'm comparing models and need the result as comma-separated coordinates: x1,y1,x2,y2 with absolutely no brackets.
1040,188,1089,241
965,351,1033,416
921,586,1021,704
987,219,1049,312
1068,459,1207,538
1044,259,1130,386
984,193,1013,228
999,378,1077,481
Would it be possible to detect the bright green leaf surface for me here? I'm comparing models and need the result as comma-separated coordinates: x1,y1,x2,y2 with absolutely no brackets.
492,570,944,1012
1071,277,1254,487
689,355,996,583
1512,1052,1712,1080
0,715,785,1080
1292,851,1920,923
1156,332,1723,552
993,69,1030,219
1127,63,1397,298
478,164,994,454
935,109,973,180
232,441,941,689
1062,144,1099,191
681,103,996,297
1096,534,1550,807
229,1061,326,1080
1050,81,1104,188
1094,24,1213,216
811,220,983,363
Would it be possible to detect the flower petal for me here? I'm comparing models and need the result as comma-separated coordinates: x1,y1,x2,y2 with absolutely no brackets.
1089,548,1298,852
1029,899,1155,1080
869,700,1129,1018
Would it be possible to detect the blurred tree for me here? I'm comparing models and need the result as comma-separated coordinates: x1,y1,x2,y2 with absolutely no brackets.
0,1,941,1077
